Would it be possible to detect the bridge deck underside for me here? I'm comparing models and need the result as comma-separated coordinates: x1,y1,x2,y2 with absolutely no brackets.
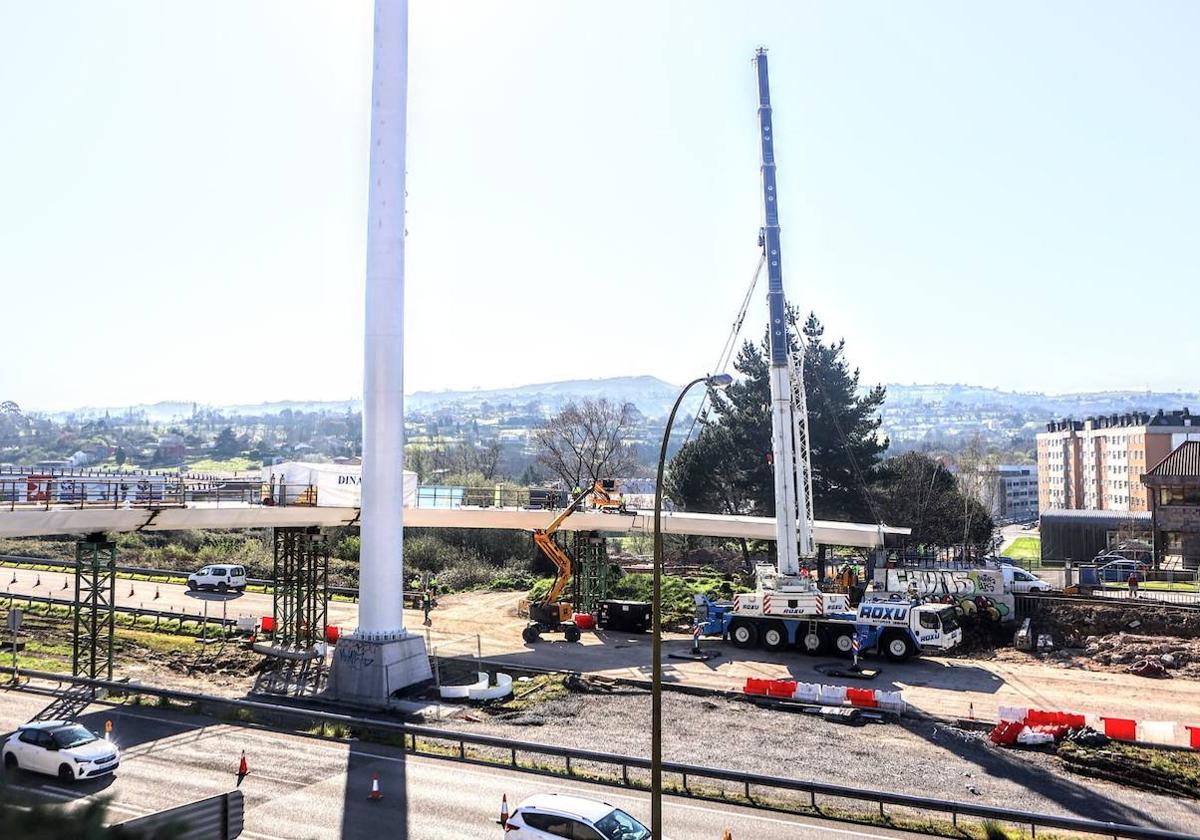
0,503,906,548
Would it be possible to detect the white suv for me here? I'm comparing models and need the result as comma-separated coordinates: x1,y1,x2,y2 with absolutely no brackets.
503,793,652,839
3,721,120,782
186,565,247,593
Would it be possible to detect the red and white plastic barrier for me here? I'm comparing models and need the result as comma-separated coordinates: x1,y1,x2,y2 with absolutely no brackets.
992,707,1199,749
742,679,905,714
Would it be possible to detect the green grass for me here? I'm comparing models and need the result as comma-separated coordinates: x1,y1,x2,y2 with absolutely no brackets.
186,457,260,473
1101,580,1199,592
1002,536,1041,565
487,674,570,712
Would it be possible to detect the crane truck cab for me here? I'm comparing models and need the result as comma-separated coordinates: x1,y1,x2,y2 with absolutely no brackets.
853,600,962,661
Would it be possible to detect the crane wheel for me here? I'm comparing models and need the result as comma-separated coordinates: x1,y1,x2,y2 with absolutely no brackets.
564,626,581,643
832,630,855,658
728,620,758,649
883,633,915,663
800,630,825,656
761,621,789,652
522,626,541,644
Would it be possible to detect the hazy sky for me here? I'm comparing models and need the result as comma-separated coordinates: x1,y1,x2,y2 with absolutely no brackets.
2,1,1197,411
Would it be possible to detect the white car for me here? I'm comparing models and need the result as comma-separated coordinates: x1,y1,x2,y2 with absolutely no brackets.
186,564,247,593
502,793,652,839
2,721,120,782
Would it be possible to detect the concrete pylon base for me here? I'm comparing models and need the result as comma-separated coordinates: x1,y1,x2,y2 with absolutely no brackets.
326,633,432,707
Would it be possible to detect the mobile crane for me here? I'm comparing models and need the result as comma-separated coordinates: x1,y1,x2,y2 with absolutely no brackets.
693,50,962,662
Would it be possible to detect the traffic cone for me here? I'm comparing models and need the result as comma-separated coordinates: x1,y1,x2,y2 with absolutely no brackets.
237,750,249,778
499,794,509,825
368,772,382,801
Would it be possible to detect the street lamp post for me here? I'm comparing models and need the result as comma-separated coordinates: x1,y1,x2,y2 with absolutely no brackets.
651,372,733,836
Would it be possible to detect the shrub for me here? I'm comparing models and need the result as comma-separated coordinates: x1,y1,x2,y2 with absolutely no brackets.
436,552,496,592
488,558,536,592
334,534,360,561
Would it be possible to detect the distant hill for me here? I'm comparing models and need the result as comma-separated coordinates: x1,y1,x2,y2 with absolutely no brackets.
50,399,361,423
407,375,687,417
884,383,1199,419
40,379,1197,430
41,376,689,422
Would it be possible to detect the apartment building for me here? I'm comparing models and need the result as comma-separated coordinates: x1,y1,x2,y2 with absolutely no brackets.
1141,440,1200,570
977,464,1039,521
1037,409,1200,512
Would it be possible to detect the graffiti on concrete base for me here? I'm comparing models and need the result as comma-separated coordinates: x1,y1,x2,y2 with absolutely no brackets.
336,639,377,671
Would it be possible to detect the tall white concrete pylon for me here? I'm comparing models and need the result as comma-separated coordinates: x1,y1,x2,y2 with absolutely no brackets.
328,0,432,703
357,0,408,641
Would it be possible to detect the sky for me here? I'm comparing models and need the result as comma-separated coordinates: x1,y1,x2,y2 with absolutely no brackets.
1,1,1197,411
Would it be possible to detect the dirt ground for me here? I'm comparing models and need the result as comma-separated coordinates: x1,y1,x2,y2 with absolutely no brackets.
994,632,1200,680
438,677,1200,833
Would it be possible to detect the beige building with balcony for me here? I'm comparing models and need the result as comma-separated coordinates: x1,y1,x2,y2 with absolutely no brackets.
1037,409,1200,513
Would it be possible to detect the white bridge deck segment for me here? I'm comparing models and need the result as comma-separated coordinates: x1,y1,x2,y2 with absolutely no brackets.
0,503,906,548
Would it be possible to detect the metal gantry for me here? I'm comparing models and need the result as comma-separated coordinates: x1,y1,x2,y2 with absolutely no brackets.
72,533,116,681
272,527,329,650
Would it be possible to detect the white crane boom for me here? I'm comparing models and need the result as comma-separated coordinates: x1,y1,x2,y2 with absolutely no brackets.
754,48,815,584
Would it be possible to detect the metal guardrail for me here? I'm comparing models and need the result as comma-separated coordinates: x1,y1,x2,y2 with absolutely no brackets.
1094,588,1200,607
0,668,1192,840
0,474,571,513
2,591,241,631
1016,592,1200,614
113,790,244,840
0,555,428,605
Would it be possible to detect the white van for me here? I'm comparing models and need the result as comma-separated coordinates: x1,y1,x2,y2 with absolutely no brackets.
1001,564,1052,594
186,565,248,593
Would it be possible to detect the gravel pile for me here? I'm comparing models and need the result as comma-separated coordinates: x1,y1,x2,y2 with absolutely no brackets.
1082,633,1200,677
1006,633,1200,679
445,683,1200,832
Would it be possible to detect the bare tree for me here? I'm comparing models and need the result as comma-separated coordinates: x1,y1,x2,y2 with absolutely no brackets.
471,439,503,480
534,399,641,489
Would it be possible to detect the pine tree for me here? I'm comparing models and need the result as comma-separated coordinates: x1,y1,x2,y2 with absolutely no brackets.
667,311,888,524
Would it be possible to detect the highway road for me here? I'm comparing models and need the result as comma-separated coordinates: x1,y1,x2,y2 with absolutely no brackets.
0,689,924,839
4,564,1200,740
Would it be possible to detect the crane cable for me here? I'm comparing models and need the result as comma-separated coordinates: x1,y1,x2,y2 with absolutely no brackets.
683,258,886,533
794,319,886,530
682,254,766,446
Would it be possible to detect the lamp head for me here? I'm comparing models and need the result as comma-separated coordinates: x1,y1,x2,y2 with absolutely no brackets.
706,373,734,390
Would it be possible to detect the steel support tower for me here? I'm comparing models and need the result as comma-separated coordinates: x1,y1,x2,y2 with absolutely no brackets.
72,533,115,681
571,530,610,616
271,527,329,651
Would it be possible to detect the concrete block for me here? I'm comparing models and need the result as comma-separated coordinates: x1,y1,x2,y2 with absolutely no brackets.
326,634,433,707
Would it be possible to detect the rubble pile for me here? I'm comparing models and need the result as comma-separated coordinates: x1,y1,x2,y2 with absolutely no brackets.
1084,632,1200,678
1035,601,1200,645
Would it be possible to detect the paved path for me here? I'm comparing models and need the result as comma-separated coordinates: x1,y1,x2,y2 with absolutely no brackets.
0,690,924,840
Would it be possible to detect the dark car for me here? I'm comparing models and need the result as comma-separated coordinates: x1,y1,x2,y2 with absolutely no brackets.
1096,557,1149,583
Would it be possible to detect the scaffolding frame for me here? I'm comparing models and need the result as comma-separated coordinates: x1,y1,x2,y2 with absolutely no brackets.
73,533,116,681
271,527,329,650
572,530,610,615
